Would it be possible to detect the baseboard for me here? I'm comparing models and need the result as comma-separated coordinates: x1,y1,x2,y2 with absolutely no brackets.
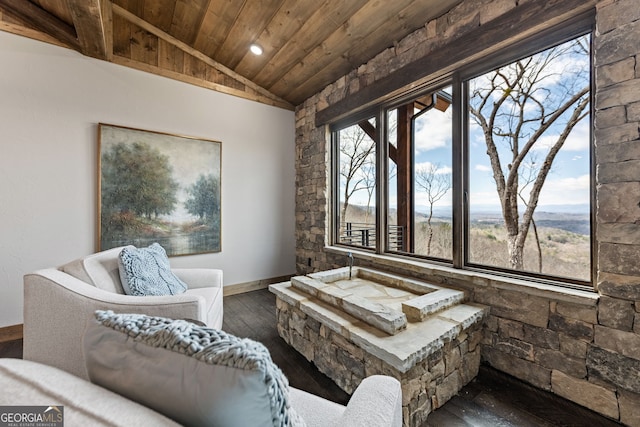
223,274,294,297
0,324,23,343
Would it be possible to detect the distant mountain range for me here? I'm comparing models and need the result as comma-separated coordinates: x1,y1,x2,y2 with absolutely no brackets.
417,203,590,216
348,203,591,235
412,204,591,236
417,204,590,235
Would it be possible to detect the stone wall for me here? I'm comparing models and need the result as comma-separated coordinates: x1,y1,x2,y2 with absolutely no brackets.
294,0,640,425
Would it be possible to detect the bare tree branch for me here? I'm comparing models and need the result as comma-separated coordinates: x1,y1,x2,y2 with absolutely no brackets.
469,35,590,270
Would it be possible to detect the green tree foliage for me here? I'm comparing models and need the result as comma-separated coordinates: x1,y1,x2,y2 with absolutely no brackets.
184,174,220,222
101,142,179,218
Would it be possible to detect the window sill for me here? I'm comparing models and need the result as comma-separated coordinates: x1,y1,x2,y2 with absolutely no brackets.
325,246,598,307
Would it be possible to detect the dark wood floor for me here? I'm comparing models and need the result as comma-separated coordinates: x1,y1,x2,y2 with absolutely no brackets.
1,289,621,426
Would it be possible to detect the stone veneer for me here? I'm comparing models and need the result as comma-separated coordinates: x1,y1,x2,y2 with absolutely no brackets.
294,0,640,425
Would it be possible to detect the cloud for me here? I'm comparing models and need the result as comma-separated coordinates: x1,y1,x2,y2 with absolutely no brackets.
413,109,452,153
550,174,590,191
533,119,590,152
415,161,452,175
469,174,590,209
520,174,591,205
475,164,491,172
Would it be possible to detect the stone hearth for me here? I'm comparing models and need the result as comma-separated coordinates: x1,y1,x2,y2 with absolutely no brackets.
270,267,488,426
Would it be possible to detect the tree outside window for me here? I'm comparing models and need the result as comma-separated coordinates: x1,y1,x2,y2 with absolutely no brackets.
468,35,591,281
336,118,376,249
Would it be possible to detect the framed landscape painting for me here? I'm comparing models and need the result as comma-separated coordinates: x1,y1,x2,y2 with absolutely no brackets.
98,124,221,256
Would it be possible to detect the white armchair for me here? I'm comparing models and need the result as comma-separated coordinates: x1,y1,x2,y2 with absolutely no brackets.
23,246,223,380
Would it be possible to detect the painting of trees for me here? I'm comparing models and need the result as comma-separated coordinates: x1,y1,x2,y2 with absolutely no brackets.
101,142,178,219
99,124,221,255
468,35,590,271
185,174,220,223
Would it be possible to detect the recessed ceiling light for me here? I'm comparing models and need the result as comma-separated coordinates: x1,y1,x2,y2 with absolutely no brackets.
250,44,263,55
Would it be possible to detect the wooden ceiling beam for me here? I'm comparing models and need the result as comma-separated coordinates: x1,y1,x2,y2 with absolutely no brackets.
0,11,68,48
111,3,292,109
67,0,109,60
0,0,80,50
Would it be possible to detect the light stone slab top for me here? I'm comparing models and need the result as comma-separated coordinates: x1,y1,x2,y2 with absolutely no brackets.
270,281,488,373
309,266,443,295
290,267,466,335
291,272,410,335
402,288,465,322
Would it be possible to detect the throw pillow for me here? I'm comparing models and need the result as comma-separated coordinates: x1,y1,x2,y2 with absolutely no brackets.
118,243,188,296
83,310,306,427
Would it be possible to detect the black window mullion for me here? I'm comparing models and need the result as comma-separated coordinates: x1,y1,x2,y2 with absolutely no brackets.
452,75,465,269
377,108,387,254
330,130,340,246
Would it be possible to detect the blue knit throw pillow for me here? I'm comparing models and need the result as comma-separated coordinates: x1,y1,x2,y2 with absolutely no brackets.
118,243,187,296
84,311,307,427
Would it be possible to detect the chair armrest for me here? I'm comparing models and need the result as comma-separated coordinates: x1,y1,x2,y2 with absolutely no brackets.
338,375,403,427
23,269,207,380
172,268,223,289
26,269,206,307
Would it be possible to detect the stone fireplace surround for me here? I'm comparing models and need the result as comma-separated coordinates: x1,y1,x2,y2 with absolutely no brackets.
294,0,640,425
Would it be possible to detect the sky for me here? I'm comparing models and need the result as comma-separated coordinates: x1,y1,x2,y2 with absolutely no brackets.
409,102,591,211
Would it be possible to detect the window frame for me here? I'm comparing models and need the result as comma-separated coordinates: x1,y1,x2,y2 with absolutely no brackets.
329,15,595,291
330,114,380,253
382,81,455,262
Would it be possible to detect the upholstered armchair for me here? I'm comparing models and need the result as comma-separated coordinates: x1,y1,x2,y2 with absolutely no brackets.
23,246,223,379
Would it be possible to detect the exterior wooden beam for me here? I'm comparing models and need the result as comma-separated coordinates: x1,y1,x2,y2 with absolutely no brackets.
357,119,376,141
396,105,413,252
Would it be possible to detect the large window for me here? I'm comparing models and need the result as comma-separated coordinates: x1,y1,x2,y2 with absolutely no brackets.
331,31,592,287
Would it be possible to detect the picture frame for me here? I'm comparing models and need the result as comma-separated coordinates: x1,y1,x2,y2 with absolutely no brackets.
98,123,221,256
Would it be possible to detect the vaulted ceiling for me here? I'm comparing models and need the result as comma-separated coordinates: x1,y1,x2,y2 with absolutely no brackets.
0,0,463,109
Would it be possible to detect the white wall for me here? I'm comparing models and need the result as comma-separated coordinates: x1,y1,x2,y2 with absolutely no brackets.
0,31,296,327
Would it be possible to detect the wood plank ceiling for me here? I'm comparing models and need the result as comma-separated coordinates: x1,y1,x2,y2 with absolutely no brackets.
0,0,463,109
